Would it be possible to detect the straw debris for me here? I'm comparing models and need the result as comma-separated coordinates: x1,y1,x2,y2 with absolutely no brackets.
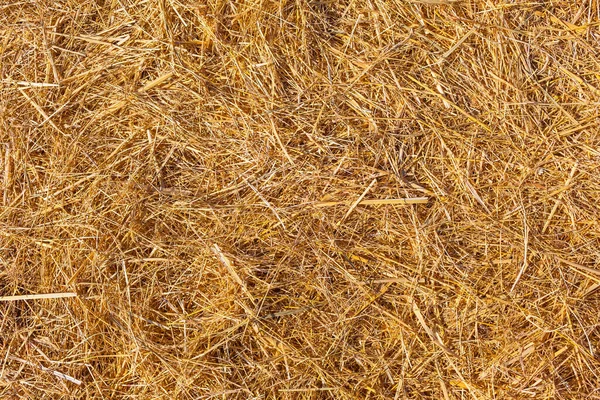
1,0,600,398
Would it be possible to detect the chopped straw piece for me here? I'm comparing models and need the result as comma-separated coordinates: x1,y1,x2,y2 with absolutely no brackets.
314,196,429,207
0,293,77,302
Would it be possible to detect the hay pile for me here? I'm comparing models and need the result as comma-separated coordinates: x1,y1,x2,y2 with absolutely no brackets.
1,0,600,398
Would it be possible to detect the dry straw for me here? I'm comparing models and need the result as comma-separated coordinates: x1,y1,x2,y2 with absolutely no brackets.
1,0,600,398
0,292,77,302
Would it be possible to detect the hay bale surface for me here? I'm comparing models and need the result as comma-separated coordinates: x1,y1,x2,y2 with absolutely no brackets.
1,0,599,398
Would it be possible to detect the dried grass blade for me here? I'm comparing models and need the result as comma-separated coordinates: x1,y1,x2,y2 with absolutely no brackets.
0,292,77,302
315,196,428,208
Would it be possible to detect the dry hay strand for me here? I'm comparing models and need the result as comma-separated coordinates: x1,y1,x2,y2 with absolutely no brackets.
1,0,600,398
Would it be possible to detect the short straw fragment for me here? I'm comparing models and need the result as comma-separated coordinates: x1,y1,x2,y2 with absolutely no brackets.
314,196,429,208
0,292,77,302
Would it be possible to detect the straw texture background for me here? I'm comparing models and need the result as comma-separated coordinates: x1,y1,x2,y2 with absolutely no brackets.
1,0,600,398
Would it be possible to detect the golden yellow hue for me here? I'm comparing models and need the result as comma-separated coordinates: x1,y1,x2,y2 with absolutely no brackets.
1,1,599,398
